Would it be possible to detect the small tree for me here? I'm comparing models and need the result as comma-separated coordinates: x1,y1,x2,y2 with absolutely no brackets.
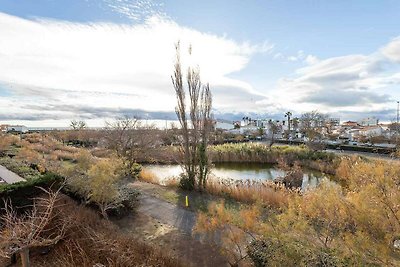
172,42,213,190
196,201,260,266
88,159,119,219
267,120,279,148
300,111,328,150
87,159,120,219
105,117,154,179
70,120,87,130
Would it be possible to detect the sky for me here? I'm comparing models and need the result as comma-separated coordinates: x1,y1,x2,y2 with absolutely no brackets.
0,0,400,127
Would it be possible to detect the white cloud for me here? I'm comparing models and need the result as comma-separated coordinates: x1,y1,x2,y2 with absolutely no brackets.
0,12,273,124
381,37,400,63
305,55,319,65
272,46,400,117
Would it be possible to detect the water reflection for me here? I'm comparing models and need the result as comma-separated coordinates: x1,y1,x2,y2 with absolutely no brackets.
144,163,327,189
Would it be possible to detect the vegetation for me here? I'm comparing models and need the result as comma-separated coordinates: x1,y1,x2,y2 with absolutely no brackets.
0,192,181,267
87,159,123,218
205,178,295,210
196,156,400,266
172,42,213,190
210,143,338,174
299,110,329,150
105,117,154,178
0,188,67,267
1,120,398,266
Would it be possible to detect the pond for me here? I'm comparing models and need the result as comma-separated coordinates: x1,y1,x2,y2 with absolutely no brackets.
143,162,328,189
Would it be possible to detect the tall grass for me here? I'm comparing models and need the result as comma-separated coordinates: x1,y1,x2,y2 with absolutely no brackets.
138,169,160,184
205,177,296,210
209,143,338,174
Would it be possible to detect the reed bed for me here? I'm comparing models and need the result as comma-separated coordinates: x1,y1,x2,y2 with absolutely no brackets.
209,143,338,174
210,143,335,163
205,177,296,209
138,169,160,184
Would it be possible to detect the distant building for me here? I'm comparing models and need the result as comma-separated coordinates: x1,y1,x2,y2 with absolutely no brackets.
359,126,384,137
6,125,29,133
327,118,340,126
358,117,379,126
342,121,359,127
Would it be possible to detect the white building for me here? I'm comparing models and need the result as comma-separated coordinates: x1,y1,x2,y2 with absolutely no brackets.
358,117,379,126
359,126,383,137
6,125,29,133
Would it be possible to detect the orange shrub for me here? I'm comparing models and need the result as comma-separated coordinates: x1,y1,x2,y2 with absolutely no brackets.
138,169,160,184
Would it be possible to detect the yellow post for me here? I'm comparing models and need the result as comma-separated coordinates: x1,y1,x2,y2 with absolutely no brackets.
185,195,189,207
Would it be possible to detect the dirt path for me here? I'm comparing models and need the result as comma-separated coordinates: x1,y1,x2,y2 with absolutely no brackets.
114,182,230,267
137,192,197,234
0,165,25,184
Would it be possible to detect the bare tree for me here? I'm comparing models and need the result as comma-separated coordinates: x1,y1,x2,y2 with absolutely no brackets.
198,84,213,189
172,42,213,190
0,188,68,267
267,119,280,148
300,111,328,150
70,120,87,130
105,117,157,178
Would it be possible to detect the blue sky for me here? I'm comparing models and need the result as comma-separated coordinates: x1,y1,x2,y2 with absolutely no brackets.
1,0,400,126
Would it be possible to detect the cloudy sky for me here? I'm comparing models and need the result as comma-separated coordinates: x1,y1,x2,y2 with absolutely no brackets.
1,0,400,127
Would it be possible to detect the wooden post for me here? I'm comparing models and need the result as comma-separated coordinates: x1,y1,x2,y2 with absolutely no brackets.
20,248,30,267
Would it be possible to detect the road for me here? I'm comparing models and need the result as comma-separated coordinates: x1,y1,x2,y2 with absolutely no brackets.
326,149,399,161
0,165,26,184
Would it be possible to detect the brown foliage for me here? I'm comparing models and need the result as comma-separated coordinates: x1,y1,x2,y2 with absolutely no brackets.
138,169,160,184
31,196,181,267
205,178,294,210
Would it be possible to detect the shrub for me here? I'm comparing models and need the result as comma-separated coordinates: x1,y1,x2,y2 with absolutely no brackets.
50,150,75,161
198,158,400,266
205,178,294,210
11,195,182,267
0,135,18,155
277,162,303,188
138,168,160,184
0,172,64,208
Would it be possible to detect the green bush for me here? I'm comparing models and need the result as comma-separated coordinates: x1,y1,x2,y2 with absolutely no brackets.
209,143,336,164
0,172,64,208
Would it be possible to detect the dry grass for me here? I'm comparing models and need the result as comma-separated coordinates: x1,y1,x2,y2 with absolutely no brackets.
49,150,75,161
138,169,160,184
0,135,19,154
29,195,182,267
164,176,179,187
90,147,111,158
205,178,295,210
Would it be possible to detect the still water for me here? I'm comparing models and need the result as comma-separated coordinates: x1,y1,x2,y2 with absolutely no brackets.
144,163,327,189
